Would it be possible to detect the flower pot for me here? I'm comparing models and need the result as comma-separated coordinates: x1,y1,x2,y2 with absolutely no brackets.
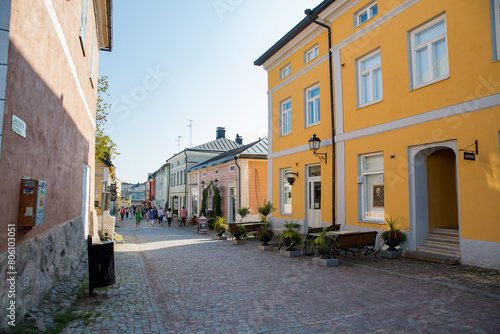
232,230,243,240
215,227,226,237
385,237,401,251
259,231,273,246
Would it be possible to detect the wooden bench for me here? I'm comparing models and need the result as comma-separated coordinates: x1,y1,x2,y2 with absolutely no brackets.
333,231,378,258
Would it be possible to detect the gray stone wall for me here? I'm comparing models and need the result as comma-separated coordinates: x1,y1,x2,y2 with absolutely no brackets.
0,217,85,332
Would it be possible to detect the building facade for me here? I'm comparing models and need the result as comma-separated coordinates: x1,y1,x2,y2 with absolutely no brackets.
166,127,242,215
0,0,112,328
255,0,500,269
186,138,268,222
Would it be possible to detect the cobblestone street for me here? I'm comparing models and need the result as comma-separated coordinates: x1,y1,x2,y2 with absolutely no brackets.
19,218,500,333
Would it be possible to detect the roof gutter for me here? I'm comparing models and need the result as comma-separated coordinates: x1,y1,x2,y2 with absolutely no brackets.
254,0,335,66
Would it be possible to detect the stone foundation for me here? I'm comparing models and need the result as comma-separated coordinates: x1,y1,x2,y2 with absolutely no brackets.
0,217,86,332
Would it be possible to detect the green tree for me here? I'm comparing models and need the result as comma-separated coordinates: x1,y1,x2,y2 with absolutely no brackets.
95,76,119,161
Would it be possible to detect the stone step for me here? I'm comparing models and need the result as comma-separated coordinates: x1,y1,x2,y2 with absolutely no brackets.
422,239,460,251
427,233,459,243
416,244,461,258
432,227,459,237
404,250,460,265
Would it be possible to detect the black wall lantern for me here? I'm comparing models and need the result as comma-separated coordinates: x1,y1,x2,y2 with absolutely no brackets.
286,172,299,185
308,134,327,164
201,181,205,189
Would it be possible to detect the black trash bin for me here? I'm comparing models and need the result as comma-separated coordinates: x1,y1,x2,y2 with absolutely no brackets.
88,235,115,294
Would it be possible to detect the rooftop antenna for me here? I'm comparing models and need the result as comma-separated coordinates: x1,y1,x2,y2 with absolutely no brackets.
187,119,193,147
176,136,182,152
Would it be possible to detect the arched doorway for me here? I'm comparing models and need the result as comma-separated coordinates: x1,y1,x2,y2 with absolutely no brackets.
408,141,460,250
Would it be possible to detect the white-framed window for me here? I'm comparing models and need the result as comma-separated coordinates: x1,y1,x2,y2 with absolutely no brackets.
492,0,500,61
202,171,207,177
230,165,235,172
355,2,378,27
305,45,319,63
280,168,292,214
409,15,449,89
280,63,291,79
79,0,89,55
281,99,292,135
359,153,384,222
306,85,320,126
192,174,196,180
214,169,219,175
357,50,382,107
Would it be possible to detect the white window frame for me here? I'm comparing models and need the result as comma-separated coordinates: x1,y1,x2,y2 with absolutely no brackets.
79,0,89,55
357,50,382,107
304,44,319,63
280,168,292,215
359,152,384,222
409,15,449,89
305,85,320,127
202,171,207,177
492,0,500,61
280,63,291,79
214,169,219,175
230,165,235,172
280,98,292,136
355,1,378,27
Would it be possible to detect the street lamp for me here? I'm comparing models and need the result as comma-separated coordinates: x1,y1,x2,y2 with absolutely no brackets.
214,179,219,188
308,134,327,164
201,181,205,189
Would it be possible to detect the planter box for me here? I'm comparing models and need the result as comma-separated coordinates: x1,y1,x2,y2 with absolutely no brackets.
312,257,339,267
258,245,274,251
279,250,301,258
381,249,402,258
215,236,227,241
233,239,245,245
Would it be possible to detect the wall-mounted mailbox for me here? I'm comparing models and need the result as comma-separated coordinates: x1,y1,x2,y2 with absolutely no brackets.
19,179,47,227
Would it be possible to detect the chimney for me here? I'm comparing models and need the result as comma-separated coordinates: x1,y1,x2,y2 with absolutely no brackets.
235,134,243,145
216,127,226,139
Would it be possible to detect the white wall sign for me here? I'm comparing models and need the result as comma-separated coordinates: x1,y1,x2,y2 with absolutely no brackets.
12,115,26,138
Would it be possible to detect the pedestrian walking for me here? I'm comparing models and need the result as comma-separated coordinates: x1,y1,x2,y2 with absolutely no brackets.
142,206,146,220
166,208,172,227
148,208,155,227
125,207,129,219
158,207,164,226
120,207,125,221
180,206,187,227
135,206,141,226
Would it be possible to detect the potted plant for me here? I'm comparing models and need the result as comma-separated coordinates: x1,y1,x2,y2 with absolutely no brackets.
229,224,246,241
380,216,407,251
213,216,229,238
279,220,302,252
237,206,250,223
256,201,275,246
314,226,333,259
257,222,273,246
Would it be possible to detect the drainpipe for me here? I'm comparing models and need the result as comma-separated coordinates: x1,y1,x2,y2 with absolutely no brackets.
234,156,241,210
305,9,336,223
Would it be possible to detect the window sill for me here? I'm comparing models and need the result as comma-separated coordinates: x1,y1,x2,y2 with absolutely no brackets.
411,75,450,91
280,213,292,216
306,122,320,128
280,132,292,137
357,99,383,109
359,219,385,225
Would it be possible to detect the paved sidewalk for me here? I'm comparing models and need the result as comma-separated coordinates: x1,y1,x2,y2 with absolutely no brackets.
15,218,500,333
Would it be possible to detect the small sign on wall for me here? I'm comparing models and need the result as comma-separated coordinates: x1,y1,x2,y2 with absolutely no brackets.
463,152,476,161
12,115,26,138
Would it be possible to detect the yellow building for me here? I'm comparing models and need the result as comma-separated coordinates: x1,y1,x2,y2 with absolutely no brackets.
94,157,116,215
255,0,500,269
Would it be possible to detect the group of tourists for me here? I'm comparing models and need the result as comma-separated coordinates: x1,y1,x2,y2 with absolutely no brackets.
118,205,188,228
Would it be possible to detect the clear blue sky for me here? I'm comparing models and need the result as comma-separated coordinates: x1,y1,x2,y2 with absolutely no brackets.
99,0,322,183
